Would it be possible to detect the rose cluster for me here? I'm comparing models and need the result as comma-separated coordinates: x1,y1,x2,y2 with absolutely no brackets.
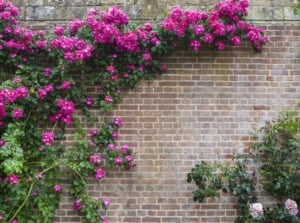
161,0,268,51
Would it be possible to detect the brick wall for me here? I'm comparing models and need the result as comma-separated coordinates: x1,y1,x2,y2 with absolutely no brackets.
9,0,300,223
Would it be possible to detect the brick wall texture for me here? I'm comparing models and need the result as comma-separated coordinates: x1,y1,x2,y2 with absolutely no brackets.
9,0,300,223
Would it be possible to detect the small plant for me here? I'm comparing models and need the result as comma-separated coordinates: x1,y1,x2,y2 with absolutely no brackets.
187,108,300,223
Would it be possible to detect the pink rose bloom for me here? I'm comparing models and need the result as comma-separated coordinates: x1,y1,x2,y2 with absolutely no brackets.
44,67,51,77
36,40,47,49
103,198,110,207
193,25,205,36
112,131,118,139
216,41,225,51
61,80,71,91
190,40,201,51
114,157,122,166
230,36,241,46
0,140,4,147
121,144,129,153
89,129,99,136
11,109,23,120
203,33,214,44
285,199,299,216
105,95,113,104
54,25,65,36
249,203,263,218
114,117,122,126
42,131,55,146
89,154,102,166
107,143,115,150
37,173,43,179
73,199,81,211
53,184,62,192
95,167,105,180
37,88,47,100
85,97,94,106
6,174,19,185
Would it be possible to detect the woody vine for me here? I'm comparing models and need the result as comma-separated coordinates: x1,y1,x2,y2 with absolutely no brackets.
0,0,267,222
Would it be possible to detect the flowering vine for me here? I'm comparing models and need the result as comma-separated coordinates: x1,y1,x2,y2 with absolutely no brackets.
0,0,267,222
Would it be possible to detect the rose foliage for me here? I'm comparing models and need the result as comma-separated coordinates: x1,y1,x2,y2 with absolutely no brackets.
0,0,267,222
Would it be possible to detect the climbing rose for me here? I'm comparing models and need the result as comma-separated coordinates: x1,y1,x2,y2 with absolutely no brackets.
105,95,113,103
73,199,81,211
121,144,129,153
6,174,19,185
94,167,105,180
53,185,62,192
103,198,110,207
11,108,23,120
285,199,299,216
42,132,55,146
114,117,122,126
249,203,263,218
114,156,122,165
89,154,102,166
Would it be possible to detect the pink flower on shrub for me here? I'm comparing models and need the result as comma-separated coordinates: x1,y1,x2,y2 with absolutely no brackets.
50,99,75,125
107,143,115,150
11,108,23,120
53,184,62,192
0,140,5,147
89,129,99,136
143,53,151,63
54,25,65,36
73,199,81,211
121,144,129,153
161,64,168,72
216,41,225,50
42,131,55,146
230,36,241,46
44,67,51,77
37,88,47,100
11,220,18,223
16,86,28,99
68,18,83,35
105,95,113,104
114,156,122,166
101,5,129,26
36,40,47,49
85,97,94,106
126,155,133,162
61,80,71,91
114,117,122,126
190,40,201,51
12,77,21,83
103,198,110,207
44,85,54,93
37,173,43,179
203,33,214,44
106,65,115,73
94,167,105,180
285,199,299,216
6,174,19,185
193,25,205,36
249,203,263,218
89,153,102,166
112,131,118,139
0,215,3,220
